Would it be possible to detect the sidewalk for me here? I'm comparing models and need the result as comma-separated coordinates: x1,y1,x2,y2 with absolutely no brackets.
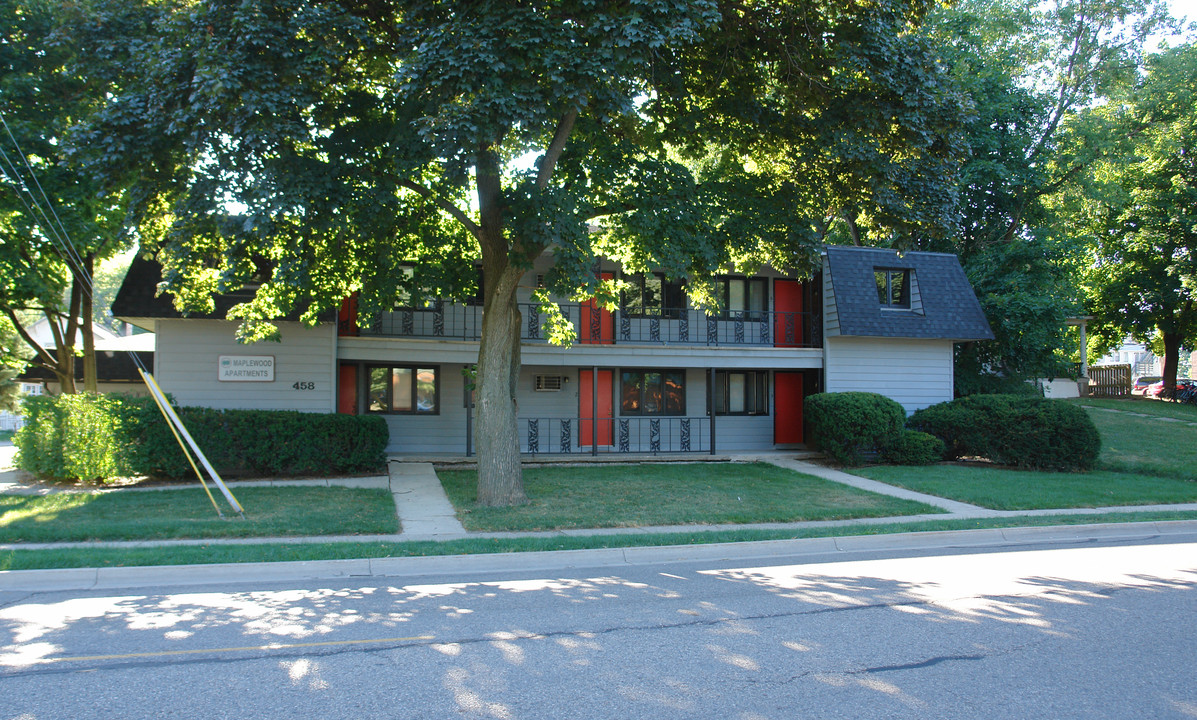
3,446,1197,591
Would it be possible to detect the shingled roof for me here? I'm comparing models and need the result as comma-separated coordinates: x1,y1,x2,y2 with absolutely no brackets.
823,245,993,341
112,256,323,328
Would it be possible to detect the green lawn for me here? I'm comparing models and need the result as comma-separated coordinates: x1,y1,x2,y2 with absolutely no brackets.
1070,397,1197,422
1075,402,1197,480
850,399,1197,510
438,462,942,531
4,510,1195,571
852,464,1197,510
0,486,398,542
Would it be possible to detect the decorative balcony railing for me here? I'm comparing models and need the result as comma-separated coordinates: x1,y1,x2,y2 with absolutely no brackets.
521,416,713,455
349,302,821,348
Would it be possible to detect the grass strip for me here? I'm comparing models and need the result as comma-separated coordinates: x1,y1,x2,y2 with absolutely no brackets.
0,487,398,542
438,462,941,531
3,510,1196,571
1079,408,1197,481
1068,397,1197,422
851,464,1197,510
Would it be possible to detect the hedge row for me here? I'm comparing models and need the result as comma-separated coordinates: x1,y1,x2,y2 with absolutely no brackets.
908,394,1100,471
803,391,1100,472
15,393,389,483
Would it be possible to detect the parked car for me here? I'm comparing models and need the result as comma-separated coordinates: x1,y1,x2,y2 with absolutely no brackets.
1147,378,1195,398
1132,376,1161,395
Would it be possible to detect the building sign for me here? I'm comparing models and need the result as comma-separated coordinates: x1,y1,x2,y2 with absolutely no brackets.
218,355,275,382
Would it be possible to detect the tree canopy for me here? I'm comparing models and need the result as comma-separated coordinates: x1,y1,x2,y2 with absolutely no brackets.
0,0,133,393
67,0,969,504
922,0,1171,392
1072,43,1197,393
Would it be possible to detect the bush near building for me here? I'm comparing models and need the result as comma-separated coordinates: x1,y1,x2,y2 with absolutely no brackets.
14,393,388,483
881,430,946,466
908,394,1100,471
803,392,907,466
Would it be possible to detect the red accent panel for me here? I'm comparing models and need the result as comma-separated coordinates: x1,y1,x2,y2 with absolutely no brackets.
337,364,358,414
580,369,613,446
774,371,804,444
338,293,359,336
580,273,614,344
773,280,804,347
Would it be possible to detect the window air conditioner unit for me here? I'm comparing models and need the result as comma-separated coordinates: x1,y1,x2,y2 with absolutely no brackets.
535,375,564,391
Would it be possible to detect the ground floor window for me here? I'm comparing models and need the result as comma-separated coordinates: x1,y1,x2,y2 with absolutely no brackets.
714,370,769,415
368,365,439,414
620,369,685,415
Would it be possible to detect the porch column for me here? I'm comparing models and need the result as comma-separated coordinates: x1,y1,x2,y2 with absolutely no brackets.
1066,316,1095,397
708,368,716,455
464,366,474,457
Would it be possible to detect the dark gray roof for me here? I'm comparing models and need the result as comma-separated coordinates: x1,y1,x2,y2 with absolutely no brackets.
112,256,326,325
824,245,993,341
112,256,256,321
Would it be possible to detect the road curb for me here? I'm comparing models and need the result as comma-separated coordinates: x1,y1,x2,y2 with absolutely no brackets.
3,520,1196,593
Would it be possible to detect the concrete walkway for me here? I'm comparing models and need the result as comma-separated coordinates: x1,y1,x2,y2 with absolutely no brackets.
387,461,465,537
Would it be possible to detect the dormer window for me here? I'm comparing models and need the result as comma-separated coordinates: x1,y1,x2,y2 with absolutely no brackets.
875,268,910,309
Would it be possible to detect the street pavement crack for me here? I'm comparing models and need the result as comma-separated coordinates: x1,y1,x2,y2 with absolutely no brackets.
860,653,986,673
0,597,934,679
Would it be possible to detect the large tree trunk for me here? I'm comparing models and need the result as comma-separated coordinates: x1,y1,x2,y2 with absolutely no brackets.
1160,330,1182,400
80,257,98,393
474,264,528,506
53,344,76,395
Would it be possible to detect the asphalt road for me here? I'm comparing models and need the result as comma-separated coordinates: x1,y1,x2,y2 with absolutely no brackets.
1,538,1195,719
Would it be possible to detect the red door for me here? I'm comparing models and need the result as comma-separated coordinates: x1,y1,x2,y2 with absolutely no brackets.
773,280,804,347
337,364,358,414
774,371,804,444
580,273,614,344
580,369,613,446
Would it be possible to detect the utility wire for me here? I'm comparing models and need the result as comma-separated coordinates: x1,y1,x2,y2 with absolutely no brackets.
0,109,243,518
0,109,150,377
0,111,94,286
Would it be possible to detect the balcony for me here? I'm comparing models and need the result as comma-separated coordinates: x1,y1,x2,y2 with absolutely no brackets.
345,302,822,348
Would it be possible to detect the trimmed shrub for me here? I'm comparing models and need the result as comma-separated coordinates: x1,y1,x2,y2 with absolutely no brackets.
908,394,1100,471
14,393,134,481
804,392,906,466
908,394,1017,460
881,430,945,466
15,393,389,482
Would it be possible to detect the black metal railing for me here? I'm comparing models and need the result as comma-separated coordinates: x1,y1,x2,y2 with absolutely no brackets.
355,302,484,341
354,302,821,348
521,416,712,455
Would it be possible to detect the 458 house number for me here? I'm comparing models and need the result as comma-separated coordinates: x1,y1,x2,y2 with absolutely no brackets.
292,381,316,390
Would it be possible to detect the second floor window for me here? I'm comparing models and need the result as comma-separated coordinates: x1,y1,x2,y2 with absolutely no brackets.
719,276,768,319
622,273,686,318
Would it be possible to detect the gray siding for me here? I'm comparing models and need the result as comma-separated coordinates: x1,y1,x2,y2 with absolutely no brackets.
824,336,954,413
822,262,840,337
381,363,469,454
154,320,336,412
